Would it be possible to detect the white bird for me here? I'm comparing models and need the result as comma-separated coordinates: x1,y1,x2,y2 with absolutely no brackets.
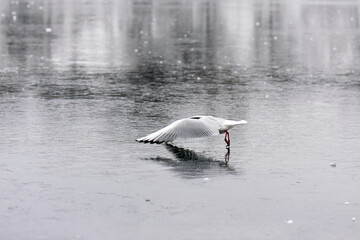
136,116,247,147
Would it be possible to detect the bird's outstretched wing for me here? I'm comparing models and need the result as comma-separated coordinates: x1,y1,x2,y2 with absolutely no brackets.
136,117,221,144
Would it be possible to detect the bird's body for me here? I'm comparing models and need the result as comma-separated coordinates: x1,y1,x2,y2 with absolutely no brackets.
136,116,247,145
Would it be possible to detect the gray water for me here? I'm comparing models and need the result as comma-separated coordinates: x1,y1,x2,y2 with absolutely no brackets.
1,0,360,239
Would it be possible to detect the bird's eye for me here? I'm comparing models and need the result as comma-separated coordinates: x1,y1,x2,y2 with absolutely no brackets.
190,117,201,119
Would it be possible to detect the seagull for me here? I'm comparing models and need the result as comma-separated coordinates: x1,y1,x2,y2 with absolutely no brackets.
136,116,247,147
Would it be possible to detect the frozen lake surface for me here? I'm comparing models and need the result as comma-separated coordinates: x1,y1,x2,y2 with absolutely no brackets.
1,0,360,239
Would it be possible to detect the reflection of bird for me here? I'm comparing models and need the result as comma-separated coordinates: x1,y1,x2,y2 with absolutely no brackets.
165,143,231,165
136,116,247,147
164,143,210,161
146,144,236,178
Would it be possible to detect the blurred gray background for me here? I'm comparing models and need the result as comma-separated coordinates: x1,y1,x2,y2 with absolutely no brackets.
1,0,360,239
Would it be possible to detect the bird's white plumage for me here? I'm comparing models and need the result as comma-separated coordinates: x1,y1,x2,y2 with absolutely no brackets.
136,116,247,144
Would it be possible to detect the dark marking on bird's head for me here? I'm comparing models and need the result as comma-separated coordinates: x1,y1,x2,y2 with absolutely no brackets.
190,116,201,119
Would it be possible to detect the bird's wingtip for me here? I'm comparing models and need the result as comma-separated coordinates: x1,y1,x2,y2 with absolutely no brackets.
136,138,165,144
136,138,146,143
